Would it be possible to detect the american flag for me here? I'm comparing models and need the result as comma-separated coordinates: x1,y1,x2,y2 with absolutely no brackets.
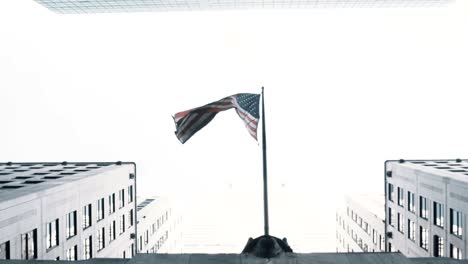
174,93,260,144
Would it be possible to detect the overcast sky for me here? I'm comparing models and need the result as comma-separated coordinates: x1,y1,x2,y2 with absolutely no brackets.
1,0,467,252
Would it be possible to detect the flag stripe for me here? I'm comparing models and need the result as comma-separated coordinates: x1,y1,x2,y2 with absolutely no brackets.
173,93,260,144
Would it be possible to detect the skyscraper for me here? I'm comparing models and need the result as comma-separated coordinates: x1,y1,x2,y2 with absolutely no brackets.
137,197,182,254
0,162,136,260
336,194,386,253
386,159,468,260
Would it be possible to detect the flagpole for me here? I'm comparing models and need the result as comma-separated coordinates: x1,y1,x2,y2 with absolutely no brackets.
261,87,269,236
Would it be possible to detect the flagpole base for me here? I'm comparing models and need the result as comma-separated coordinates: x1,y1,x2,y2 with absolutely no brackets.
241,235,293,258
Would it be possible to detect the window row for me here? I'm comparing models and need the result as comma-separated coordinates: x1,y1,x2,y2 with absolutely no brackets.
93,185,134,225
0,207,134,260
387,184,462,237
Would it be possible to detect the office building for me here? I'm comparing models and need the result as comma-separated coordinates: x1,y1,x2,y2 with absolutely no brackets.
33,0,451,14
0,162,136,260
137,197,182,254
386,159,468,260
336,194,386,253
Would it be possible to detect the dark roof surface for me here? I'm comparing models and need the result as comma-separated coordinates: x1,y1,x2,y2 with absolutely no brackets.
1,253,468,264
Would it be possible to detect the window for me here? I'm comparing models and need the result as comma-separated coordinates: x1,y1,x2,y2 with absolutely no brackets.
450,244,462,260
129,209,134,228
83,204,92,229
66,245,77,261
433,235,444,257
97,198,105,221
380,235,385,251
0,241,10,260
388,207,394,226
46,219,59,249
21,229,37,259
407,191,415,213
109,220,116,242
388,183,394,202
139,236,143,252
408,219,415,241
397,187,404,207
108,193,116,215
119,189,125,208
420,196,429,219
128,185,133,203
130,243,134,257
144,230,149,245
97,227,105,251
397,213,404,233
450,208,463,237
372,229,377,245
83,236,92,260
434,201,444,228
420,226,428,250
120,214,125,234
67,211,77,239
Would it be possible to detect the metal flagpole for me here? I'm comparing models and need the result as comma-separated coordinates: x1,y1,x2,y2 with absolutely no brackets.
261,87,269,236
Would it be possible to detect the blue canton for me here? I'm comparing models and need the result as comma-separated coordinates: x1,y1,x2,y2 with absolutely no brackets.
236,93,260,118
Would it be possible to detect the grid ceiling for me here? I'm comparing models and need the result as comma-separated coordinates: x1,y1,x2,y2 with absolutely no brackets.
34,0,451,14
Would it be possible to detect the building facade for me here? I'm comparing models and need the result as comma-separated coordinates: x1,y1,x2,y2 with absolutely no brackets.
32,0,451,14
137,197,182,254
336,194,386,253
0,162,137,260
385,159,468,260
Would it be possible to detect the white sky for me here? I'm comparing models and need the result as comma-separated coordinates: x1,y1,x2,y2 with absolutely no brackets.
1,0,468,253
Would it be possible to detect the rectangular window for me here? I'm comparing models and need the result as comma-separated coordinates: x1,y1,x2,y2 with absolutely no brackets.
420,196,429,219
66,245,77,261
397,213,404,233
0,241,10,260
450,208,463,237
109,220,116,242
83,236,92,260
83,204,92,229
372,229,377,245
388,207,394,226
388,183,394,202
407,219,415,241
451,244,462,260
46,218,59,249
97,198,105,221
120,214,126,234
144,230,149,245
380,235,385,251
129,209,134,228
128,185,133,203
434,201,444,228
139,236,143,252
21,229,37,260
67,211,77,239
108,193,116,215
97,227,105,251
397,187,404,207
407,191,415,213
119,189,125,208
433,235,444,257
420,226,428,250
